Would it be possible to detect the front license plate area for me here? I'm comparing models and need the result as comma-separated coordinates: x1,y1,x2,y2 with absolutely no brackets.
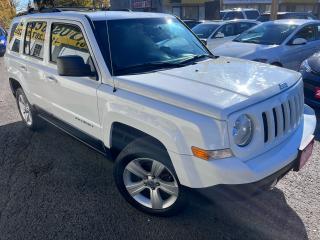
295,138,315,171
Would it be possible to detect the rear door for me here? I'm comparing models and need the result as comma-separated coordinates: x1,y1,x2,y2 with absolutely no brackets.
21,20,50,109
43,21,102,138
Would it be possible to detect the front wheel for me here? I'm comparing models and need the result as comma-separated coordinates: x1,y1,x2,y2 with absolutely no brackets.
113,138,188,216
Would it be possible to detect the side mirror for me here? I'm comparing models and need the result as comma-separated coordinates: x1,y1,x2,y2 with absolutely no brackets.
201,39,207,46
215,32,225,38
292,38,307,45
57,55,94,77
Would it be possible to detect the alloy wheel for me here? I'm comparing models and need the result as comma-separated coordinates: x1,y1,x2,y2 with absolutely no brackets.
18,94,32,126
123,158,179,210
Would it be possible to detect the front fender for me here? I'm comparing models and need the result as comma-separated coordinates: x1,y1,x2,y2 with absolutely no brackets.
98,86,229,155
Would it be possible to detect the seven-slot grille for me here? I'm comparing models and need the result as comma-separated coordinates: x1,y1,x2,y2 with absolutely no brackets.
261,88,304,144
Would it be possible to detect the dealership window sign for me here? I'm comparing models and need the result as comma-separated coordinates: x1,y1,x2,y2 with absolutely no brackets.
132,0,151,9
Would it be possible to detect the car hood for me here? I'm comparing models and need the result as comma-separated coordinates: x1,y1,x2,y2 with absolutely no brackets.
115,57,301,120
308,52,320,74
213,41,279,59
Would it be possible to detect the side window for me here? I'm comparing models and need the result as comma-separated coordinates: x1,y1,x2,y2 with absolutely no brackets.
50,23,90,64
24,21,47,59
292,25,316,43
315,25,320,40
245,11,260,20
236,22,256,35
224,12,236,20
216,23,236,37
235,11,244,19
10,22,23,53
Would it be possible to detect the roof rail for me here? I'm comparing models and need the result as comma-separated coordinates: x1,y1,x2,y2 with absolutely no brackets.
16,7,61,16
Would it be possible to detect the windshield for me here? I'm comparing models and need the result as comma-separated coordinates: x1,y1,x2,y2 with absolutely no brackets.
192,23,220,39
234,22,298,45
106,18,210,75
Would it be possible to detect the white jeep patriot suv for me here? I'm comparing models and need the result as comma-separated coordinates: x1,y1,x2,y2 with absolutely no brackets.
5,10,316,216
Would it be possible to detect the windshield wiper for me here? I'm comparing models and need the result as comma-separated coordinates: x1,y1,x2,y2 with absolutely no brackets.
115,61,186,75
178,54,216,65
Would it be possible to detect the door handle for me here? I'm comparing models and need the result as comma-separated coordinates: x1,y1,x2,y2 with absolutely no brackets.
46,76,58,83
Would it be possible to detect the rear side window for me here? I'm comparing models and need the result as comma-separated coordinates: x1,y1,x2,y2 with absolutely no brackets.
50,23,90,63
24,21,47,60
224,12,236,20
10,22,23,53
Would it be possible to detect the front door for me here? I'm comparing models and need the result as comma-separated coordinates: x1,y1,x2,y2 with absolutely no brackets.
43,22,102,139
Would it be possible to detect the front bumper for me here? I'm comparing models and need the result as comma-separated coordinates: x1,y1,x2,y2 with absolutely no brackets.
197,160,296,199
169,105,316,189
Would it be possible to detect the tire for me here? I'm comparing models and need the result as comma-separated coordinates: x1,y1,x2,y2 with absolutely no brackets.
113,138,188,216
16,88,42,131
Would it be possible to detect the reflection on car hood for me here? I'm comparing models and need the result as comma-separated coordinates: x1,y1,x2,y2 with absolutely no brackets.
213,41,278,58
115,57,301,120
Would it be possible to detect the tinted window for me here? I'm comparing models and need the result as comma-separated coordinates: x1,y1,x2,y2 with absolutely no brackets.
192,23,220,38
236,22,256,35
184,21,201,29
234,22,298,45
216,23,236,37
24,21,47,59
50,23,90,63
235,12,244,19
245,10,260,19
224,12,236,20
10,22,23,53
220,11,226,19
92,20,112,72
292,25,316,42
257,14,270,22
315,25,320,40
107,18,209,75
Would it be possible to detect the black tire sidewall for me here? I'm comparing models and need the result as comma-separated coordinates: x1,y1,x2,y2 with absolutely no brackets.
113,139,188,216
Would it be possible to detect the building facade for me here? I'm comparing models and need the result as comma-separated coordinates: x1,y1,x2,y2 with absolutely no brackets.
110,0,320,20
223,0,319,16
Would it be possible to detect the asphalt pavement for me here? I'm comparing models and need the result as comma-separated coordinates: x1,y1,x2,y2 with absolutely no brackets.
0,58,319,240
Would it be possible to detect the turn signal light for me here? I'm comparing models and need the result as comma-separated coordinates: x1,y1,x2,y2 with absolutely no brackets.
191,147,233,161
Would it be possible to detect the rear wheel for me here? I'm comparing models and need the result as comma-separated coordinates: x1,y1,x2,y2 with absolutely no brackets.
16,88,41,131
113,138,188,216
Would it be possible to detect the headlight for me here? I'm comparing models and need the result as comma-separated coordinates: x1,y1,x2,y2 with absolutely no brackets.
233,114,253,147
0,39,5,45
300,60,312,73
